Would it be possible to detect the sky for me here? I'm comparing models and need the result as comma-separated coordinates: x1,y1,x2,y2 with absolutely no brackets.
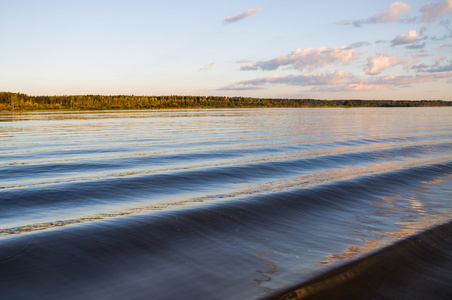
1,0,452,100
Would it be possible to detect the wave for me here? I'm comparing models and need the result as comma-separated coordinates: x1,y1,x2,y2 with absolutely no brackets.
1,141,450,230
0,161,451,299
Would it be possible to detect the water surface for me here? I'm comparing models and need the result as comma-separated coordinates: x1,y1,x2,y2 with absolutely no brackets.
1,108,451,299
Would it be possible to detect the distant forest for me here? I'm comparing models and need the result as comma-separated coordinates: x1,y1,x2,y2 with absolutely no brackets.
1,92,451,111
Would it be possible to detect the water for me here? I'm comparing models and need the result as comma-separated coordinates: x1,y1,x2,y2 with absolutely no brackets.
0,108,451,299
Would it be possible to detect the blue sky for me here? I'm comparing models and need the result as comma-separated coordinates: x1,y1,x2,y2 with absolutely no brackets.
1,0,452,100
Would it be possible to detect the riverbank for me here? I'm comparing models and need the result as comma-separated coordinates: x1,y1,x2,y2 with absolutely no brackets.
1,92,451,111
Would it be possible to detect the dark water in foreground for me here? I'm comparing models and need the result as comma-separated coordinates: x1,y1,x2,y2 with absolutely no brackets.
0,108,451,299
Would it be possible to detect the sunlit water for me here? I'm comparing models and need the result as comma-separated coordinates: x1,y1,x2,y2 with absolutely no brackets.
1,108,451,299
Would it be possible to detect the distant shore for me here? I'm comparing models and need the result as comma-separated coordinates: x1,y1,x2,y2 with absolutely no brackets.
1,92,451,111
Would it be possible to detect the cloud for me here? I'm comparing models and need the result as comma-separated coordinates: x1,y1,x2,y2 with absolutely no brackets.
430,19,452,40
412,55,452,72
220,71,452,92
368,73,440,85
435,54,447,62
312,73,452,91
218,81,265,90
199,62,215,71
440,19,452,32
240,64,257,71
220,71,358,90
241,46,359,72
337,2,411,27
431,33,452,41
346,41,371,49
411,52,429,59
391,30,419,46
405,42,426,49
223,8,262,24
236,57,252,63
365,54,411,75
336,19,355,26
374,2,412,22
420,0,452,22
419,26,428,36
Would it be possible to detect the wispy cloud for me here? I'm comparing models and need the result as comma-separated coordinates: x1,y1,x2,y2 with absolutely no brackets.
391,30,419,46
346,41,371,49
411,52,429,59
199,62,215,71
430,19,452,40
440,19,451,28
220,71,452,91
240,46,359,72
435,54,447,63
240,64,257,71
223,8,262,24
365,54,411,75
419,26,428,36
313,73,452,91
405,42,426,49
218,82,265,90
420,0,452,22
220,71,358,90
337,2,411,27
236,57,252,63
412,55,452,72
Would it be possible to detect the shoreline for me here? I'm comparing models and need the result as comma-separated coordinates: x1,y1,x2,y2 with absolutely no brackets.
1,92,451,112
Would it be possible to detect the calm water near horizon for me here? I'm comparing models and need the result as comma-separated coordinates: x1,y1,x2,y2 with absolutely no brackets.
1,107,451,299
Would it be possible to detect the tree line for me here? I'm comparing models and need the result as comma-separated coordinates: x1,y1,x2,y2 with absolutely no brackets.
1,92,450,111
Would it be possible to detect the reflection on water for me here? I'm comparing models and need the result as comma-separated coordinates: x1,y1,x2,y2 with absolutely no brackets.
315,174,452,267
254,248,279,293
0,108,451,300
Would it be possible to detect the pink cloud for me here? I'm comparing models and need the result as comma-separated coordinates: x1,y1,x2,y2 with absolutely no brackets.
240,64,257,71
337,2,411,27
220,71,358,90
242,46,359,72
199,62,215,71
375,2,412,22
223,8,262,24
219,81,265,90
313,73,452,91
391,30,419,46
420,0,452,22
236,57,252,63
220,71,452,91
434,54,447,63
365,54,411,75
